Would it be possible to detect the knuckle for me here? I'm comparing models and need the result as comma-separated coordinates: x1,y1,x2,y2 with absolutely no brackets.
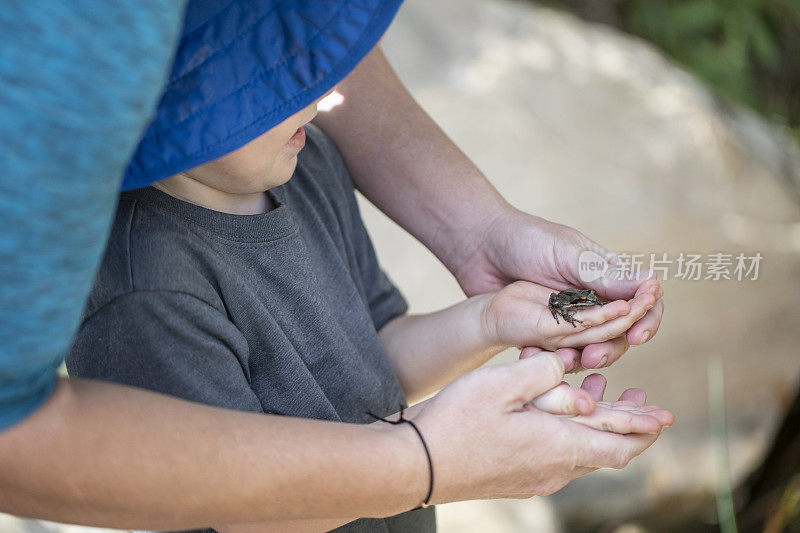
542,352,565,381
559,394,572,414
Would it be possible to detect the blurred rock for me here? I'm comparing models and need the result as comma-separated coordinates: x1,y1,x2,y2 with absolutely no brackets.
370,0,800,530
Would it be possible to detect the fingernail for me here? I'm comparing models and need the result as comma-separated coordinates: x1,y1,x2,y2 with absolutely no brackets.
576,398,591,414
598,355,608,367
640,331,651,344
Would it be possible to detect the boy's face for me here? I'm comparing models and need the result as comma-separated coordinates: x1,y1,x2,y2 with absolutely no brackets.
181,97,322,193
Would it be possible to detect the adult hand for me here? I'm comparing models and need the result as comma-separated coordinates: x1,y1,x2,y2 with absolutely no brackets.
451,207,664,364
529,379,673,435
405,352,667,503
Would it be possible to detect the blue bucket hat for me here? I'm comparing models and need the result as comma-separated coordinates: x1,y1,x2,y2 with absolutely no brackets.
122,0,403,190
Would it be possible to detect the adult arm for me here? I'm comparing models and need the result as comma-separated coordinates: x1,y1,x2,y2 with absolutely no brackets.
0,378,428,528
217,371,675,533
1,352,666,529
312,45,508,284
312,45,664,359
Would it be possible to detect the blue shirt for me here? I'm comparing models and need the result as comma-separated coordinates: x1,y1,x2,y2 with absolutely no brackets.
0,0,185,430
0,0,402,430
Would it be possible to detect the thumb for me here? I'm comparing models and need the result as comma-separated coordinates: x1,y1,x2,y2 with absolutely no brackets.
590,266,655,301
568,240,649,300
488,352,565,406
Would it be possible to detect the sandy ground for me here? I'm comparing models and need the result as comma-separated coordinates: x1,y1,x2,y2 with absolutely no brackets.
4,0,800,531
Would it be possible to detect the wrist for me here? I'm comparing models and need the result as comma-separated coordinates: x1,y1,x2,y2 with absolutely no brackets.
434,194,513,279
467,293,509,353
365,419,430,514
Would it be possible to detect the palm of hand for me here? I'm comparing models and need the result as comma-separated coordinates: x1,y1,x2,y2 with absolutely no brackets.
484,280,655,353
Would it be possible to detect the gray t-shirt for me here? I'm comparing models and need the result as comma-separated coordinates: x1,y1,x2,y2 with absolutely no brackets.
67,124,435,533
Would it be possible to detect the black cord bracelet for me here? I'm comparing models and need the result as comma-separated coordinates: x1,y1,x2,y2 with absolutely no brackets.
366,406,434,509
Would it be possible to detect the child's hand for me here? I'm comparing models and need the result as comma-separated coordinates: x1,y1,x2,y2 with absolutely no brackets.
482,280,657,352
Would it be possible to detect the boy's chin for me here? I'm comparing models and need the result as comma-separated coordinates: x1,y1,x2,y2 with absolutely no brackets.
261,158,297,190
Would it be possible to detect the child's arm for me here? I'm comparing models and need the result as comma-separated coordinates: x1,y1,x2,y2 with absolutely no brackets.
379,280,657,403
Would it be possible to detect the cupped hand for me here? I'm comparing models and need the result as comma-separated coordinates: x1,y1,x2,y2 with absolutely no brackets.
528,378,673,435
406,351,668,504
569,373,673,433
452,207,664,348
483,280,656,353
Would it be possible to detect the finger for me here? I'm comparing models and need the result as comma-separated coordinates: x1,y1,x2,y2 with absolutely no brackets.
635,278,663,300
632,407,674,427
633,406,675,427
490,352,565,405
594,402,675,427
519,347,543,360
554,347,582,373
619,388,646,406
579,336,629,369
568,406,663,434
599,401,653,410
522,346,582,374
627,298,664,346
530,382,596,416
580,373,607,401
562,299,630,329
563,293,655,348
600,400,638,408
589,266,656,301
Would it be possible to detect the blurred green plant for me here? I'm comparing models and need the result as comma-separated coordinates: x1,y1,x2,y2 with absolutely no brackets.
708,358,738,533
542,0,800,137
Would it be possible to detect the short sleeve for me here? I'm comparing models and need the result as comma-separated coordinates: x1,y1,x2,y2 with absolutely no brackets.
67,291,264,413
358,237,409,331
346,196,408,330
303,125,408,331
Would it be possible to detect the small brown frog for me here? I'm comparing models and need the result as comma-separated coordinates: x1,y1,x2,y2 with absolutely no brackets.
548,288,606,327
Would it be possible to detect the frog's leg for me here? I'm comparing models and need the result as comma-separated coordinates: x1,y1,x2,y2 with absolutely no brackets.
549,304,560,323
565,311,582,327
